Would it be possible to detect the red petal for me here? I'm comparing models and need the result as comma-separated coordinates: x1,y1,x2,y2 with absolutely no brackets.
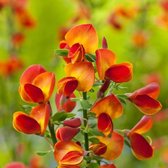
63,118,81,128
24,84,44,103
90,142,107,155
13,112,41,134
57,77,78,96
20,64,46,85
130,133,153,160
55,93,76,112
98,113,113,136
68,43,85,63
131,94,162,115
56,126,80,141
105,62,133,83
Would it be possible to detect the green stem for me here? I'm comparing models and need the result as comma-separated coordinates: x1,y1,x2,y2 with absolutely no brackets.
48,120,57,145
48,102,57,145
82,92,89,152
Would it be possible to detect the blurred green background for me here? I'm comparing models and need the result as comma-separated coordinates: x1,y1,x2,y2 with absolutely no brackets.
0,0,168,167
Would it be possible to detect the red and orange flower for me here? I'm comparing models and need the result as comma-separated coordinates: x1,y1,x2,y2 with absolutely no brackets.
19,64,55,103
127,115,153,160
127,82,162,115
96,48,133,83
13,103,51,135
54,141,84,167
91,94,123,136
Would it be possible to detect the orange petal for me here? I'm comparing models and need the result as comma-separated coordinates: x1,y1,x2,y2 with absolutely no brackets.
13,112,41,134
54,141,84,165
65,62,94,92
33,72,55,102
130,133,153,160
68,43,85,63
128,82,160,99
96,49,116,80
20,64,46,85
30,103,51,135
63,118,81,128
90,142,107,155
56,126,80,141
97,131,124,160
98,113,113,136
105,62,133,83
4,162,26,168
91,94,123,119
24,84,44,103
129,115,153,136
61,151,83,166
55,93,76,112
65,24,98,53
130,94,162,115
57,77,78,96
100,164,116,168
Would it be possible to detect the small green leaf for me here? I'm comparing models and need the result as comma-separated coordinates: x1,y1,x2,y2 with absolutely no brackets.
71,98,81,102
93,81,103,87
85,53,96,62
118,98,126,105
66,113,76,118
55,49,68,57
89,88,95,92
21,104,32,112
89,137,100,143
44,130,51,138
52,112,76,122
52,112,67,122
36,150,52,156
88,162,99,168
80,100,92,110
117,94,128,99
88,129,104,136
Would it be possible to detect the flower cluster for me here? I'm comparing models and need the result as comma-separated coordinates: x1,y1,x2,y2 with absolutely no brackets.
13,24,162,168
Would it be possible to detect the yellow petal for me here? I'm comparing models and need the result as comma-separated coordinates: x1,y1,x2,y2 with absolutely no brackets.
65,62,94,92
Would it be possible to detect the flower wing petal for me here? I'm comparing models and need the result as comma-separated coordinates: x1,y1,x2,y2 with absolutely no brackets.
13,112,41,134
130,133,153,160
105,62,133,83
131,94,162,115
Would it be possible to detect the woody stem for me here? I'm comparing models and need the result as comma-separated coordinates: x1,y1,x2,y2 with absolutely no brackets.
82,92,89,152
